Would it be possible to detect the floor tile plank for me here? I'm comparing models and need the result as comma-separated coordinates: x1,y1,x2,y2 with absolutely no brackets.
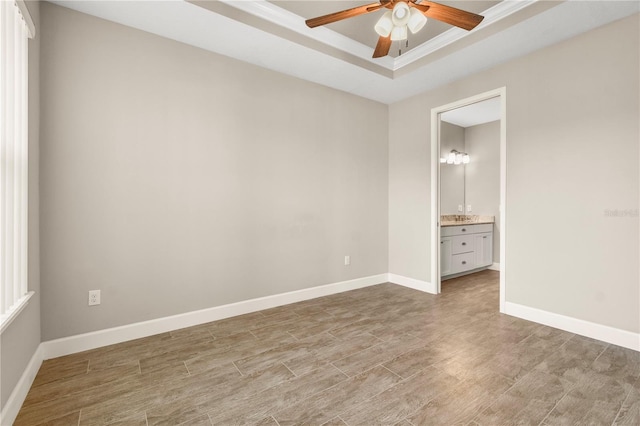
272,365,403,425
146,364,294,426
206,364,348,424
340,366,460,425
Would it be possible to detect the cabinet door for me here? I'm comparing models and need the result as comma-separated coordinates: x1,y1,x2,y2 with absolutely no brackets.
440,237,452,276
474,232,493,268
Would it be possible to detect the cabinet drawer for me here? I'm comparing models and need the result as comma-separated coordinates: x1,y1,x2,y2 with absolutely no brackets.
451,252,475,274
452,235,474,254
441,223,493,237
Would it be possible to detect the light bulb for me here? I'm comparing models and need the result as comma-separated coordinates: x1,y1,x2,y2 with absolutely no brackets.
407,8,427,34
390,25,407,41
374,11,393,37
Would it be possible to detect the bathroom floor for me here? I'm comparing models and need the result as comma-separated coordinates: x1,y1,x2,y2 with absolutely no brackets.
16,270,640,425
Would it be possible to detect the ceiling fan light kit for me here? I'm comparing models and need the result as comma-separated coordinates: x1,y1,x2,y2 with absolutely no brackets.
391,2,410,27
408,8,427,34
305,0,485,58
376,2,425,41
374,11,393,37
390,24,408,41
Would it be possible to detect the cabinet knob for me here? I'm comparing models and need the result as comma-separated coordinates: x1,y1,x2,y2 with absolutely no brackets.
462,261,467,265
483,236,487,239
462,242,466,246
461,228,466,232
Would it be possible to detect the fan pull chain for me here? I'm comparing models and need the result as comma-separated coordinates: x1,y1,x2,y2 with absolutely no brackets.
398,39,409,56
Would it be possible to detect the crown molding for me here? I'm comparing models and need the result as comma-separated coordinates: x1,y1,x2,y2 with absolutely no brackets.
393,0,537,70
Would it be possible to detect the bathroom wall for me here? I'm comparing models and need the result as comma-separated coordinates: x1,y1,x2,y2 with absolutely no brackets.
464,120,500,262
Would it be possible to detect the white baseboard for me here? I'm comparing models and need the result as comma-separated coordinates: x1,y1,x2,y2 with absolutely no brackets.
489,262,500,271
504,301,640,352
41,274,388,360
388,274,436,294
0,344,44,426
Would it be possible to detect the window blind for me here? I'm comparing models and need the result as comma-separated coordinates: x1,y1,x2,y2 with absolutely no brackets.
1,0,34,331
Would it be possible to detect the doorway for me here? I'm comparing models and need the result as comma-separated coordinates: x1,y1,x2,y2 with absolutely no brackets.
430,88,506,313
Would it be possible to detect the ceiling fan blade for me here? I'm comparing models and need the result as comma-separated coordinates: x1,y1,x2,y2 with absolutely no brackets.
410,1,484,31
305,2,383,28
373,35,392,58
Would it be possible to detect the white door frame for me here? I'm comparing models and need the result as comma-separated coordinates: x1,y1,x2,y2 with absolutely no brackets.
430,87,507,313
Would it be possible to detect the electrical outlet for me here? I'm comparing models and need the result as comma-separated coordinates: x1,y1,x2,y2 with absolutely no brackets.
458,205,463,212
88,290,101,306
467,205,472,212
344,255,351,266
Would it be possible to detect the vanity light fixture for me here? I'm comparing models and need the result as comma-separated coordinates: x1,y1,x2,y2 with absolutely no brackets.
440,149,470,165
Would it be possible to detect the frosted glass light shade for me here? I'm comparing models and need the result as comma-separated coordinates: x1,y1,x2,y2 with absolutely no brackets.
446,152,455,164
391,2,410,27
462,154,470,164
374,11,393,37
390,25,407,41
408,8,427,34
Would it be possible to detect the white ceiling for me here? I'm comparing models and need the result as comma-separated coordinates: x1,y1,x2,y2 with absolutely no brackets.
441,96,500,128
50,0,639,104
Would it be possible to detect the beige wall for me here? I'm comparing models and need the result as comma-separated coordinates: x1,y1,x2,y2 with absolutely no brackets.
39,3,389,340
0,1,41,409
389,14,639,332
464,121,500,262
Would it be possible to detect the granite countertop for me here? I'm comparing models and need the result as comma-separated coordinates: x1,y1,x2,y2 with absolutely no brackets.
441,215,495,227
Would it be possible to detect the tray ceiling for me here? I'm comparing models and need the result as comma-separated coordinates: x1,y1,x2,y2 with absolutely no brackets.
49,0,640,104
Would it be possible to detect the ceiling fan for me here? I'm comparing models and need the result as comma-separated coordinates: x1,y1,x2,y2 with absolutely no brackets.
305,0,485,58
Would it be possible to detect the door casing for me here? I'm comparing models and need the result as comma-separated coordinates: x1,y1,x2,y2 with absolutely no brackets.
430,87,507,313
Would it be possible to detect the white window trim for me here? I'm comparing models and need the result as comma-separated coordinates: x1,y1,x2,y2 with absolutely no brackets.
16,1,36,39
0,291,33,334
1,0,34,334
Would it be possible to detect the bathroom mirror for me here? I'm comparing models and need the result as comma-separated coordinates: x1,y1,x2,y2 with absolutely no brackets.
440,121,466,215
439,97,501,217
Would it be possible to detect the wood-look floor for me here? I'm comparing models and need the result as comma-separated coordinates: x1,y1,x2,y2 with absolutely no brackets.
16,270,640,425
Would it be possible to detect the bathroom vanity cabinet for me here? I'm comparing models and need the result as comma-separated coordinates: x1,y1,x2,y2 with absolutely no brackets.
441,223,493,277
